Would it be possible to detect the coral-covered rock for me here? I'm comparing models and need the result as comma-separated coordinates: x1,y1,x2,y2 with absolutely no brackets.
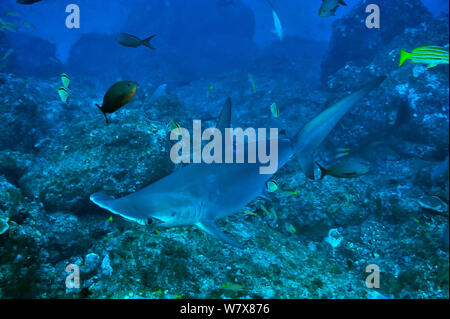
3,32,62,77
321,0,434,84
19,112,175,213
324,17,449,160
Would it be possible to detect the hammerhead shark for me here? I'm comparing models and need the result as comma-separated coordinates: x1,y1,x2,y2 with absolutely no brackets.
90,76,386,248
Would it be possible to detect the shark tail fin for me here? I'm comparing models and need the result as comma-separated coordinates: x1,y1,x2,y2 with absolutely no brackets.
142,34,156,50
294,75,386,179
197,219,244,249
399,49,411,67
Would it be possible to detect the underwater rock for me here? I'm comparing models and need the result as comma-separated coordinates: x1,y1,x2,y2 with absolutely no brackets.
0,75,40,151
441,224,449,250
3,32,62,77
0,216,9,235
0,180,52,297
324,16,449,159
0,72,71,152
66,33,123,82
0,174,36,223
83,253,101,275
321,0,434,84
18,112,175,213
101,253,113,277
0,151,34,187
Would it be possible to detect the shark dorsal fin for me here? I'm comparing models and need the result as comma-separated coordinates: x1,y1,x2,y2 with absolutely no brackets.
217,98,232,156
216,97,232,133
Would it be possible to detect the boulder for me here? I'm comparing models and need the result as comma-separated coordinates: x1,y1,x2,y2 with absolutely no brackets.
320,0,434,84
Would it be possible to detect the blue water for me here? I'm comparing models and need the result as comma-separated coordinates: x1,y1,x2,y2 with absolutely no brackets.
0,0,448,299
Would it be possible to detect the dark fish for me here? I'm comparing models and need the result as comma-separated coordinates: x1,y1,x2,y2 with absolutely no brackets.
319,0,347,17
316,159,369,179
95,81,138,124
16,0,42,4
115,33,156,50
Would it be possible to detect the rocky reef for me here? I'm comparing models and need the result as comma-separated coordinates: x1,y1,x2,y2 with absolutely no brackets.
0,0,448,299
320,0,435,84
324,13,449,161
1,32,62,78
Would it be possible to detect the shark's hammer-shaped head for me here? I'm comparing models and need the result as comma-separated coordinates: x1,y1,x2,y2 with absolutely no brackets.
90,190,200,227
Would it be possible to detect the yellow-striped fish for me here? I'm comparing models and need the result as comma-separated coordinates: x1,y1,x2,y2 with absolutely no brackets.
399,46,449,68
270,102,279,118
57,86,70,103
60,73,70,89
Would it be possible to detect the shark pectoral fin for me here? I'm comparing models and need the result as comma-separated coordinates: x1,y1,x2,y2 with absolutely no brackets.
299,153,315,179
196,220,244,249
